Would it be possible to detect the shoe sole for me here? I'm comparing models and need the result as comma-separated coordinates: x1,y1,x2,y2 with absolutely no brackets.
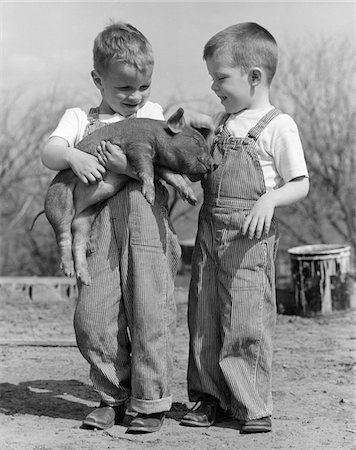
180,419,214,427
126,427,162,434
81,419,115,430
240,427,272,434
180,412,233,427
126,424,163,434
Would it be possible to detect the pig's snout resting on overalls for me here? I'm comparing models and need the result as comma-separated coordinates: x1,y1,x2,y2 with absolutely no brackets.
198,154,218,174
186,154,218,182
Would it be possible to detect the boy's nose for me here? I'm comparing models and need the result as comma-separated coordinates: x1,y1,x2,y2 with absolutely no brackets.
211,81,219,94
128,91,141,101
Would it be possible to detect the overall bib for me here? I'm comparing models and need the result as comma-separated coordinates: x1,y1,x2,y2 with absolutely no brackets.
187,109,280,421
74,108,181,413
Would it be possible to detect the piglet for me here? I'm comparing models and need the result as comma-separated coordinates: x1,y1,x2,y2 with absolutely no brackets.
45,108,215,285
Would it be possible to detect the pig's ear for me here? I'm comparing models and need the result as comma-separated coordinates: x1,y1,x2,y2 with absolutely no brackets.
167,108,186,134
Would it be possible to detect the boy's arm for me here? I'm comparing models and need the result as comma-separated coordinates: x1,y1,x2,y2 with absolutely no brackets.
183,110,215,132
42,136,106,184
242,176,309,240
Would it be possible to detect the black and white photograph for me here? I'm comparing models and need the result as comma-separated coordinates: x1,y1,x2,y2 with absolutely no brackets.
0,1,355,449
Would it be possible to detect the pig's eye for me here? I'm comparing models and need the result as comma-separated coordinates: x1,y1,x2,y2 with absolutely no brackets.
193,136,204,147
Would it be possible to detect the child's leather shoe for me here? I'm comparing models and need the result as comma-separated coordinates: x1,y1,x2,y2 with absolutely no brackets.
126,412,165,433
240,416,272,433
82,401,126,430
180,401,230,427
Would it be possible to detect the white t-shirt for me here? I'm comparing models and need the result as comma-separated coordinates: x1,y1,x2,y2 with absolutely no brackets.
50,101,164,146
216,107,309,191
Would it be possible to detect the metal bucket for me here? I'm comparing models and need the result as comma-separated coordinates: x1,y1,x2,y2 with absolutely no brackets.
288,244,352,316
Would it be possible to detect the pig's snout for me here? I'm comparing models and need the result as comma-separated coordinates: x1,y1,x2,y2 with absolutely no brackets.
187,155,218,182
197,155,218,173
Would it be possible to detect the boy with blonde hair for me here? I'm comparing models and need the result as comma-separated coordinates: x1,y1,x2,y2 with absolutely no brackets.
42,22,185,434
180,22,309,433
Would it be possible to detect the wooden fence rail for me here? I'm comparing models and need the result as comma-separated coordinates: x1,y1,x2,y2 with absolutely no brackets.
0,276,78,300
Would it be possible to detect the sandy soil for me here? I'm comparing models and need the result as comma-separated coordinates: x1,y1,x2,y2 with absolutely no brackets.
0,283,355,450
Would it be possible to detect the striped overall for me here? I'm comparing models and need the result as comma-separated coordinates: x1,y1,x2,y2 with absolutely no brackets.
187,109,280,421
74,108,181,414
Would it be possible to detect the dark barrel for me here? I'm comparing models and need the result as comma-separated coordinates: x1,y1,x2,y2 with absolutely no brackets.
288,244,352,316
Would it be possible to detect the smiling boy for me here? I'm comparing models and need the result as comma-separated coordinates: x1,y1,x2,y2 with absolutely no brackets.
42,22,182,434
181,22,309,434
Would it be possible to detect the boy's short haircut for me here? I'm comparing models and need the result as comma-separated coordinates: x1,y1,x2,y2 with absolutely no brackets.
203,22,278,84
93,21,154,75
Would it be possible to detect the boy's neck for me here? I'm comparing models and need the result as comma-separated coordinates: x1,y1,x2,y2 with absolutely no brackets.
97,102,128,118
98,106,123,117
230,89,272,115
247,89,272,111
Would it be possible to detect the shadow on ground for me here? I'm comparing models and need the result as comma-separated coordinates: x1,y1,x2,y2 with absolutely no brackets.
0,379,96,420
0,379,196,424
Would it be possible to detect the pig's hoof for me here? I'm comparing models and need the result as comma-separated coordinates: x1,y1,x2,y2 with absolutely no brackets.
63,267,75,277
142,185,155,205
183,190,197,205
179,189,197,205
77,271,91,286
144,192,155,205
187,195,197,205
65,271,75,278
60,260,75,277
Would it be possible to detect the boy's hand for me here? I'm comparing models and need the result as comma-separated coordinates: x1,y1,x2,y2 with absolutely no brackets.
68,149,106,184
242,193,275,240
97,141,131,174
184,110,214,134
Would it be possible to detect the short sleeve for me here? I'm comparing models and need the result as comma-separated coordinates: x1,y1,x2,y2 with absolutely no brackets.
49,108,88,146
137,102,164,120
272,116,309,183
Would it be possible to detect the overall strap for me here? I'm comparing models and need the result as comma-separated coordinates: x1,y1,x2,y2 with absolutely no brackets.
246,108,281,142
214,113,231,138
83,107,105,138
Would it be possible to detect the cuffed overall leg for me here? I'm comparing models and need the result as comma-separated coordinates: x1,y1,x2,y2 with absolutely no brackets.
74,182,181,413
74,196,131,407
187,207,230,410
187,206,278,421
118,183,181,413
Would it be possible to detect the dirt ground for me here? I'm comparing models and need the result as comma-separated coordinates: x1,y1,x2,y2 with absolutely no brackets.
0,282,355,450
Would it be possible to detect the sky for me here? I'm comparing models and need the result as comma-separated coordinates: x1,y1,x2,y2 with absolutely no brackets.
1,1,355,109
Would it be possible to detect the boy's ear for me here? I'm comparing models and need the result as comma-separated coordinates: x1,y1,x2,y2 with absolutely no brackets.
91,70,103,90
167,108,186,134
248,67,263,86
